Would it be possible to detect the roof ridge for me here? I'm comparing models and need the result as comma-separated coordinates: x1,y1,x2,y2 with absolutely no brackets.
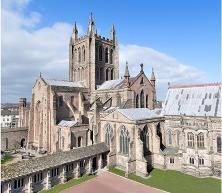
169,82,222,89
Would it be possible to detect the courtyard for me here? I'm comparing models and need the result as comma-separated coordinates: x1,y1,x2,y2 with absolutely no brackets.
62,171,165,193
40,168,221,193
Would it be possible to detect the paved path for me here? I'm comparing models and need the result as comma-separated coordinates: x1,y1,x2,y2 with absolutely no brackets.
62,171,166,193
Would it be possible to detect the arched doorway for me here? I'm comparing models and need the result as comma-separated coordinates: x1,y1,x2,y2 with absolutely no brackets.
92,157,97,172
21,138,25,148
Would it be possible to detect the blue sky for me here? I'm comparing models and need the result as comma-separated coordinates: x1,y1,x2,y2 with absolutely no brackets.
27,0,220,77
1,0,221,103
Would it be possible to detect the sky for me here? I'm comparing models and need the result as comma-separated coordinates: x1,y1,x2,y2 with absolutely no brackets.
1,0,221,103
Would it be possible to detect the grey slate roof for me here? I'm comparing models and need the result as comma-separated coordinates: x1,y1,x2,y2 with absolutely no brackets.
117,108,162,121
97,79,123,90
44,79,85,88
161,83,222,117
161,147,179,155
1,143,109,181
58,120,78,127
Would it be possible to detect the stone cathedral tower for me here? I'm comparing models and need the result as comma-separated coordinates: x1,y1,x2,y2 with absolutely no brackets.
69,13,119,91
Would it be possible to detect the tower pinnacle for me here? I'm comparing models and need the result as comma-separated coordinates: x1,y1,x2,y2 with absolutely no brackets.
124,61,130,88
88,12,95,35
73,22,78,39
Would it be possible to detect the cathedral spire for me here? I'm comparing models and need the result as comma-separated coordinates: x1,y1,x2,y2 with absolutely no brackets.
88,12,95,35
124,61,130,88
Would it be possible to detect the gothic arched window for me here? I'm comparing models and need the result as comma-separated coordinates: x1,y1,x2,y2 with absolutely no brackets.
189,157,194,165
78,48,81,63
217,136,221,153
177,131,180,146
146,95,148,108
95,45,98,61
105,124,113,146
120,126,130,155
136,94,139,108
168,130,172,145
187,132,194,148
105,47,108,63
99,46,103,61
198,157,204,165
106,68,109,81
78,136,82,147
82,46,85,61
111,69,114,80
140,90,144,108
110,49,113,64
197,132,204,148
140,126,149,156
100,68,103,80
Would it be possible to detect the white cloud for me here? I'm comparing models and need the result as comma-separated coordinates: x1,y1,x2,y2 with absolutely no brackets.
119,44,207,100
2,0,83,103
2,0,207,103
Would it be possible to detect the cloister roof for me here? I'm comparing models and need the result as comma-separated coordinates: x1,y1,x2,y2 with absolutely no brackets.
1,143,109,181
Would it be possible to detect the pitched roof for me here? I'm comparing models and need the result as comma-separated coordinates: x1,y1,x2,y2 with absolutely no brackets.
44,79,85,88
161,83,222,117
97,79,123,90
58,120,78,127
1,143,109,181
117,108,162,121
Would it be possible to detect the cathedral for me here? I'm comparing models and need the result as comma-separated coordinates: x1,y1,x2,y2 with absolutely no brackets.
15,14,222,179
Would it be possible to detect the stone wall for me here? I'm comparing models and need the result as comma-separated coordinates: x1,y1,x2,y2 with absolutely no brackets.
1,127,28,150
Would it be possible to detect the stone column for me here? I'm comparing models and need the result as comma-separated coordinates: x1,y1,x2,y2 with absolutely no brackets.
61,165,67,183
125,161,129,177
88,158,92,174
46,170,51,189
75,162,80,178
5,182,11,193
98,154,102,170
28,176,33,193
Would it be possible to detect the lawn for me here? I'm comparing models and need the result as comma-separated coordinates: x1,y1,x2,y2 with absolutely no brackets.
40,174,96,193
109,167,221,193
1,154,14,165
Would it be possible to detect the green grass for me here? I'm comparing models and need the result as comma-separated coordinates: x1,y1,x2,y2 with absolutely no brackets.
109,167,221,193
1,154,14,165
40,174,96,193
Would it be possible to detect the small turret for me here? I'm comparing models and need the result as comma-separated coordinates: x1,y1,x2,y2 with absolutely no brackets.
150,67,156,87
88,12,95,36
111,24,116,43
124,61,130,88
73,22,78,40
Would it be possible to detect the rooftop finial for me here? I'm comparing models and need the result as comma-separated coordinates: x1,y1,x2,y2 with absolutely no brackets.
140,63,144,73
